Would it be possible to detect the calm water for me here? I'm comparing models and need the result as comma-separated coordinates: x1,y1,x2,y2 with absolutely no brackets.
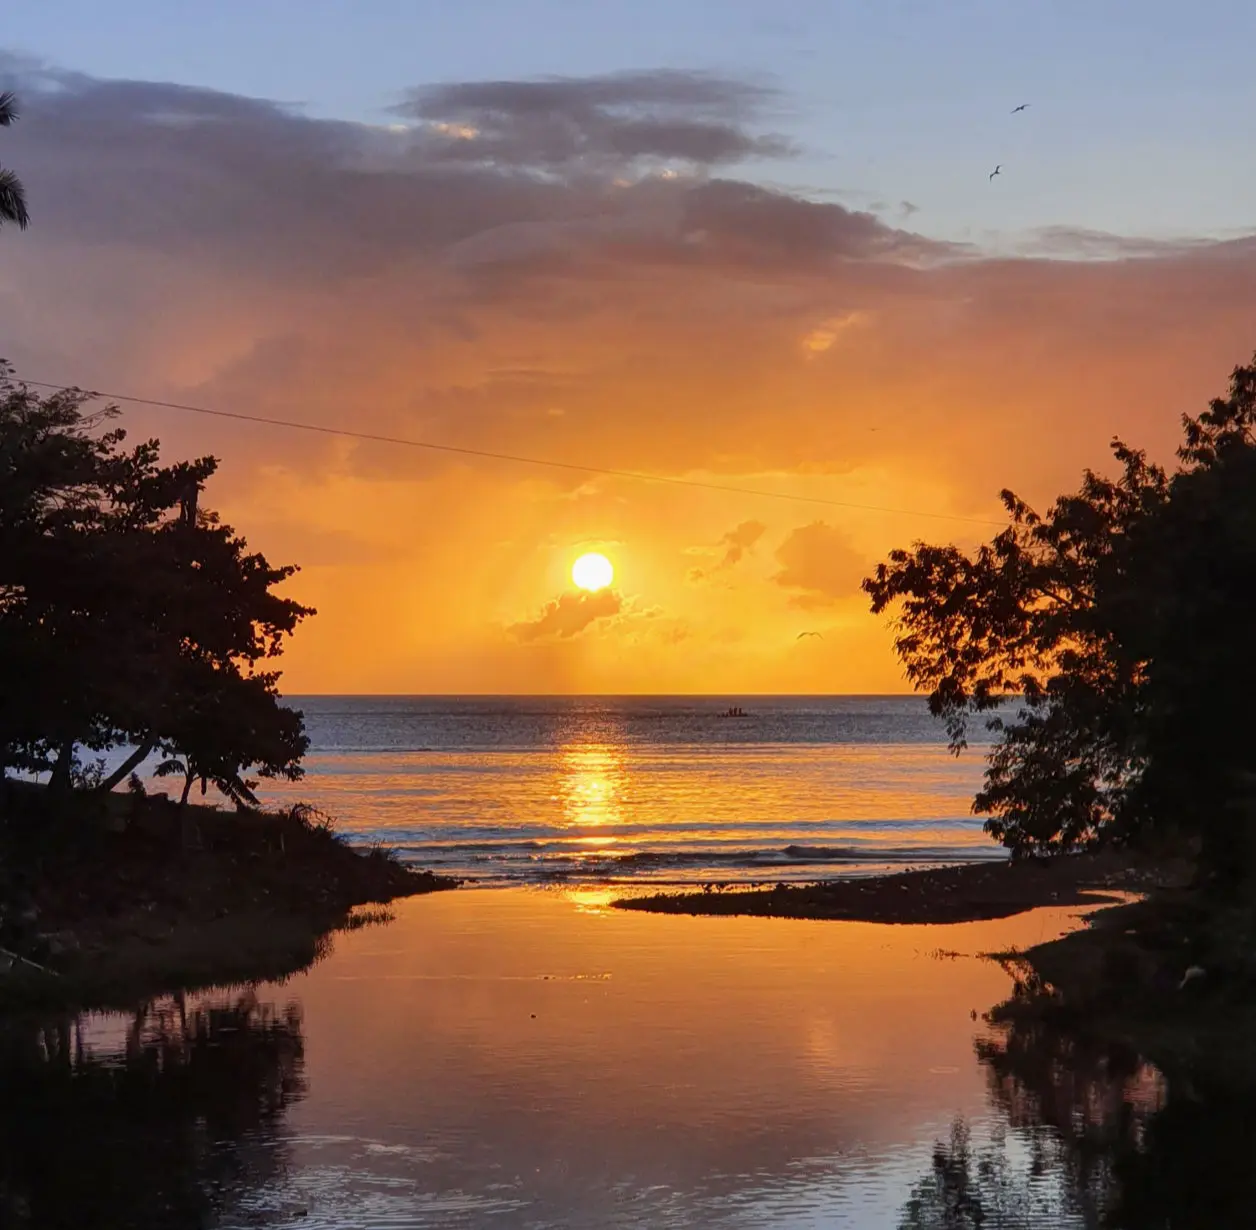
255,696,1002,885
3,890,1217,1229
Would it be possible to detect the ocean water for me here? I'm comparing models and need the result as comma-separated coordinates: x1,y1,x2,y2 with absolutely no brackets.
254,695,1003,886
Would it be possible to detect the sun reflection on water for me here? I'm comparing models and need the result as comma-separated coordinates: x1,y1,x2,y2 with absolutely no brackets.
561,887,620,915
557,742,627,835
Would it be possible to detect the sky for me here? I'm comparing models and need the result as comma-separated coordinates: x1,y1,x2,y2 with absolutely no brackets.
2,2,1254,693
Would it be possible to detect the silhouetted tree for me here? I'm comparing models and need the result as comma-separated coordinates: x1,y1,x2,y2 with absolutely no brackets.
866,351,1256,870
154,665,308,807
0,365,313,800
0,91,29,230
1102,373,1256,877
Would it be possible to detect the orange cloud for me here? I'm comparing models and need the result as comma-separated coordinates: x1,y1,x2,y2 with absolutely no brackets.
507,589,623,642
773,523,868,609
688,519,767,580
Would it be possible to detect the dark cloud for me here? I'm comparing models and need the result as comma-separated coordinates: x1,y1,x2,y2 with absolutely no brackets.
687,519,766,581
507,588,622,642
0,58,927,290
395,70,791,172
670,180,945,268
719,519,767,567
772,522,867,609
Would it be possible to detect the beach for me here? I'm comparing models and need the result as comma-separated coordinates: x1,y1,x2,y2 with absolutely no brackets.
616,845,1192,923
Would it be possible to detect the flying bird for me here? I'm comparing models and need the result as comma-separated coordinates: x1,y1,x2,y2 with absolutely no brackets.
989,164,1002,180
1011,103,1029,113
797,631,823,640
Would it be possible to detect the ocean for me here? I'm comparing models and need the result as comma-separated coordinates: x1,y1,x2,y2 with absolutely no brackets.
254,695,1004,886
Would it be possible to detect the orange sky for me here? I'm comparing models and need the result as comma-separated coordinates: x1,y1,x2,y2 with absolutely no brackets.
4,65,1255,692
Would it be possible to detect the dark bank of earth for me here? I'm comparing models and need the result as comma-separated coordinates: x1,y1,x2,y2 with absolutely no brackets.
995,882,1256,1084
0,782,456,1007
614,847,1191,925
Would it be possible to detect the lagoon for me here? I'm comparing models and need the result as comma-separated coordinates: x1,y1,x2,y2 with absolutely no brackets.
0,888,1162,1228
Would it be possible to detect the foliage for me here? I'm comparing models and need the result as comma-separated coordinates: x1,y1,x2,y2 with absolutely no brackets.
0,90,29,230
0,363,313,807
865,351,1256,867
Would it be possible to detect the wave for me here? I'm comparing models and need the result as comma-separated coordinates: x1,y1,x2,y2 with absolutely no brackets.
383,840,1005,883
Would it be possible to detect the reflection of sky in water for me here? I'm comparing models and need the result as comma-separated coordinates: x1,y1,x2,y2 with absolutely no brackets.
250,698,999,886
39,891,1153,1228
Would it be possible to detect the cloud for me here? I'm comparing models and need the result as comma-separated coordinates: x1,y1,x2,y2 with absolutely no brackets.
1007,226,1220,262
507,588,622,642
718,519,767,567
687,518,767,580
394,70,792,172
772,522,868,609
799,311,872,356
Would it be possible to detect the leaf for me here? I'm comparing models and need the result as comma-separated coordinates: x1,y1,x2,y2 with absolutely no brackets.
0,166,30,229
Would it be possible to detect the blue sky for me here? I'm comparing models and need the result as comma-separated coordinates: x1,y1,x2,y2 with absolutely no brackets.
6,0,1255,244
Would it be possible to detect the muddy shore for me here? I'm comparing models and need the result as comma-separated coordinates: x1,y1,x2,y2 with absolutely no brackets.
614,847,1193,925
0,785,455,1007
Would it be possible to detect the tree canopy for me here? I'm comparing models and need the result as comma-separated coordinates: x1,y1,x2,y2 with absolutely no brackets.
865,351,1256,874
0,364,312,805
0,91,30,230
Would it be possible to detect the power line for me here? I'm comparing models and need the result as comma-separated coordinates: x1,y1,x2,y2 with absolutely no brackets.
20,377,1007,528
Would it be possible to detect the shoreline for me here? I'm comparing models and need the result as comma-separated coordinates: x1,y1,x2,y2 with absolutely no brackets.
992,884,1256,1083
0,785,456,1008
612,847,1193,925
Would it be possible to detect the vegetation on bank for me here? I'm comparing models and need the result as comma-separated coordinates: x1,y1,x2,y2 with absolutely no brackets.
864,349,1256,881
0,359,457,998
0,781,455,1007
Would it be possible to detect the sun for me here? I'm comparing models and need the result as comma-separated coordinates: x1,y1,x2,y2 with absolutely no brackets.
572,552,614,592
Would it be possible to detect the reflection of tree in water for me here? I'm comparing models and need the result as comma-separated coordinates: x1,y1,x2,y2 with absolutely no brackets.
898,1116,1097,1229
900,1005,1256,1229
0,991,306,1228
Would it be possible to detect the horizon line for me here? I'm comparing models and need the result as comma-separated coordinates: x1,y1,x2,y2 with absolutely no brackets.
278,690,929,699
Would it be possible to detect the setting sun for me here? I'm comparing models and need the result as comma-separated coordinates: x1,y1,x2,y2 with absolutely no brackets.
572,552,614,592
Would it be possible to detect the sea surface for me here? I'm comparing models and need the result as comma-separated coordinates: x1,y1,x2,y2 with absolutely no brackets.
1,891,1190,1229
256,695,1003,886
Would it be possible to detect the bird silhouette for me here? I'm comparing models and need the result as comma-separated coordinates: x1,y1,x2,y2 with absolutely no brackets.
797,631,823,640
1011,103,1029,113
989,164,1002,180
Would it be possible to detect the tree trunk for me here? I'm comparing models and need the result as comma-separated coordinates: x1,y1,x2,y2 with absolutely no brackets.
95,736,158,794
48,740,75,793
180,769,195,807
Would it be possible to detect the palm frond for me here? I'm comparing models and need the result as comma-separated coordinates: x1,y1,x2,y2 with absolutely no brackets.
0,167,29,230
0,92,18,127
